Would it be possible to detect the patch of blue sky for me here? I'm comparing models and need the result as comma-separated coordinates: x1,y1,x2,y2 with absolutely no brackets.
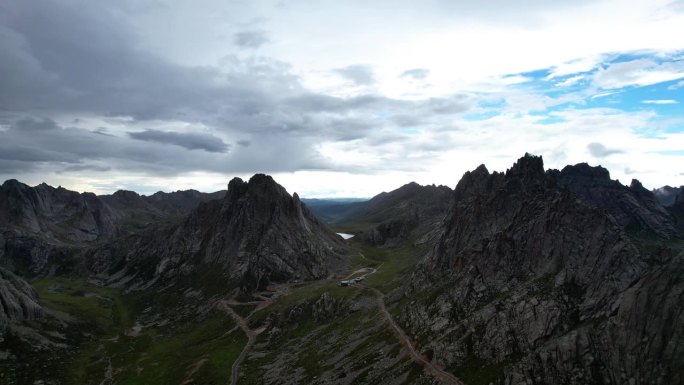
653,150,684,156
612,83,680,114
462,110,500,121
517,68,552,81
400,128,421,135
604,50,665,65
477,98,506,109
374,110,394,118
664,124,684,134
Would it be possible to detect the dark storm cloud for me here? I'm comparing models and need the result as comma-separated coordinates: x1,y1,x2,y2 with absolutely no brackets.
0,1,293,121
588,142,623,158
14,117,60,131
0,0,475,180
59,164,112,173
233,30,270,48
400,68,430,79
0,117,330,176
128,129,230,153
334,65,375,85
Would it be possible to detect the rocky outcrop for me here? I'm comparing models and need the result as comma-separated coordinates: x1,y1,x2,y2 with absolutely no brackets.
552,163,677,237
88,174,348,292
400,154,683,385
0,267,43,332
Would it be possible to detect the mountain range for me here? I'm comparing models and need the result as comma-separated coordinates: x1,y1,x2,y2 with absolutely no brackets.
1,154,682,384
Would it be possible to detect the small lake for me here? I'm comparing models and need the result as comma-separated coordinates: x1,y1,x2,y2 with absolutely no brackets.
336,233,355,240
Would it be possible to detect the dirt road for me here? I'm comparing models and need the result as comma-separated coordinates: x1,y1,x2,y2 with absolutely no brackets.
365,286,464,385
216,300,259,385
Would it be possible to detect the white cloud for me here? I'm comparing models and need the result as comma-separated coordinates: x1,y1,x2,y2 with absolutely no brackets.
593,58,684,89
642,99,678,104
668,79,684,90
555,75,585,87
547,56,602,79
591,91,621,99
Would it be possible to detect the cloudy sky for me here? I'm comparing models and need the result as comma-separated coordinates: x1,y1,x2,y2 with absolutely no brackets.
1,0,683,197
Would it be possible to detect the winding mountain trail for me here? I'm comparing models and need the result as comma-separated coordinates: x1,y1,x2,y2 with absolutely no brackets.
216,299,266,385
363,285,464,385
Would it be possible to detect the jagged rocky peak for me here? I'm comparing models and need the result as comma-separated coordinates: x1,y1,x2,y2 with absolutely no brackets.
505,152,545,180
405,154,683,384
555,161,676,237
424,153,658,315
227,174,288,202
630,178,645,190
453,164,490,196
222,174,304,223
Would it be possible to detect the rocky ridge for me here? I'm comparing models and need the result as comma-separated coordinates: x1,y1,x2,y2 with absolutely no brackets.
552,163,677,237
0,179,224,274
400,154,683,384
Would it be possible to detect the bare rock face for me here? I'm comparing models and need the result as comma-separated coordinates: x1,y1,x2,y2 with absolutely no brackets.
88,174,348,292
0,267,43,332
552,163,677,237
400,154,683,385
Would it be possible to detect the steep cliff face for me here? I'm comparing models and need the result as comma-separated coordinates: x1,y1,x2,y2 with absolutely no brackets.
0,267,43,332
88,174,348,292
400,154,683,385
552,163,677,237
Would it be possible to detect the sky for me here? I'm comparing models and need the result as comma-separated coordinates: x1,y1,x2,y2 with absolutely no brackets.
1,0,683,198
